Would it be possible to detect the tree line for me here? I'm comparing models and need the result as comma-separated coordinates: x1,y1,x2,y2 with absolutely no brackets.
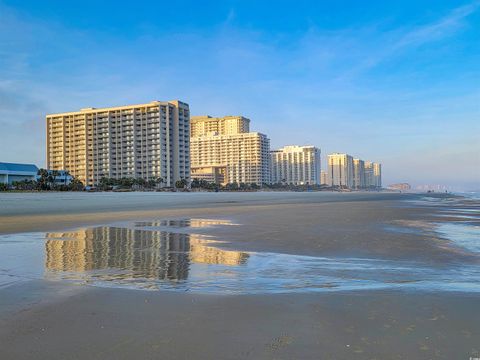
0,169,83,191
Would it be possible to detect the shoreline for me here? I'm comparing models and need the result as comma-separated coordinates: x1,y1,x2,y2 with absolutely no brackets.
0,191,414,235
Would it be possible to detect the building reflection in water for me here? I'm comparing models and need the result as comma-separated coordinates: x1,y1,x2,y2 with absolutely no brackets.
134,218,238,229
44,226,249,286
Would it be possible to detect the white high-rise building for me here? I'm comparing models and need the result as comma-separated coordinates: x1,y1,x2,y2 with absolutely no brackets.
270,145,321,185
353,159,366,189
365,162,373,188
46,100,190,186
373,162,382,188
327,153,354,188
365,161,382,188
320,170,328,185
190,115,270,186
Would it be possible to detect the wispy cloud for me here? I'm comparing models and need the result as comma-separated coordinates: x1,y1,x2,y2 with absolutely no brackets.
338,1,480,78
395,0,480,49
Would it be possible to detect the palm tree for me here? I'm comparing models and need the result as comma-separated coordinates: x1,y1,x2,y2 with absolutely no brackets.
48,170,59,190
156,177,164,189
37,168,49,190
175,178,187,189
68,177,84,191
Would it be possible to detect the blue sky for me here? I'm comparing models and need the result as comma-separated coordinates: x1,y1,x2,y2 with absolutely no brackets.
1,0,479,189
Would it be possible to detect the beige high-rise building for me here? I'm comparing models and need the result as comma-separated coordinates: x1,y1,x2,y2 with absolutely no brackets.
320,170,328,185
365,161,373,188
327,153,354,188
373,163,382,188
191,115,250,137
46,100,190,186
365,161,382,188
353,158,366,189
270,145,321,185
190,115,270,186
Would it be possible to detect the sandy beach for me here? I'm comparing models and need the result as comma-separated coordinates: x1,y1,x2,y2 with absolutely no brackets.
0,191,479,359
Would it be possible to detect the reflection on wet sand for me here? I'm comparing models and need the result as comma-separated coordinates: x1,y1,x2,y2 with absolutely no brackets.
134,218,238,228
45,226,249,285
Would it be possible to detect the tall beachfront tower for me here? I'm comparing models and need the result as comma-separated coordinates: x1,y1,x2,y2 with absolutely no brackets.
373,163,382,188
46,100,190,186
353,158,366,189
190,115,270,186
365,161,382,189
270,145,321,185
320,170,328,185
327,153,354,188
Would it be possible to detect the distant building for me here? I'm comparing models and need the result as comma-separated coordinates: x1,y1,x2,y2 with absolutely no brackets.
190,115,270,186
415,184,448,192
373,163,382,188
364,162,374,188
270,145,321,185
327,153,354,188
387,183,411,191
320,170,328,185
365,161,382,188
46,100,190,186
0,162,39,185
353,159,366,189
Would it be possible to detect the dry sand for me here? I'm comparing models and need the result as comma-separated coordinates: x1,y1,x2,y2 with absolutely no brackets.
0,191,479,359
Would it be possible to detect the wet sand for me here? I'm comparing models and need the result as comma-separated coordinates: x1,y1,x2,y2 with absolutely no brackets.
1,282,479,360
0,191,409,234
0,192,479,359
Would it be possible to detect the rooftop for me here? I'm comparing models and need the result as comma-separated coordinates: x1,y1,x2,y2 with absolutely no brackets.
0,162,39,173
46,100,188,117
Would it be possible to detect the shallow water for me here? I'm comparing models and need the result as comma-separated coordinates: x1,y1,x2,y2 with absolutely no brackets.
435,222,480,254
1,215,480,294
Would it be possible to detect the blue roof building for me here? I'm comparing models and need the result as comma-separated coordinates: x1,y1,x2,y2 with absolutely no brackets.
0,162,39,185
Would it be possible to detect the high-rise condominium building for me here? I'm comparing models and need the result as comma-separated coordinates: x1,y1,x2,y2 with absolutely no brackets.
353,158,366,189
46,100,190,186
320,170,328,185
190,115,270,185
191,115,250,138
270,145,321,185
373,163,382,188
365,161,382,188
327,153,354,188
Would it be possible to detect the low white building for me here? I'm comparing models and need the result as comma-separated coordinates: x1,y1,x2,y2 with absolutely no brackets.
0,162,39,185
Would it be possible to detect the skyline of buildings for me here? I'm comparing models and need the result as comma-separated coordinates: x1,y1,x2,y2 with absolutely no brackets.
328,153,382,189
42,100,382,189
